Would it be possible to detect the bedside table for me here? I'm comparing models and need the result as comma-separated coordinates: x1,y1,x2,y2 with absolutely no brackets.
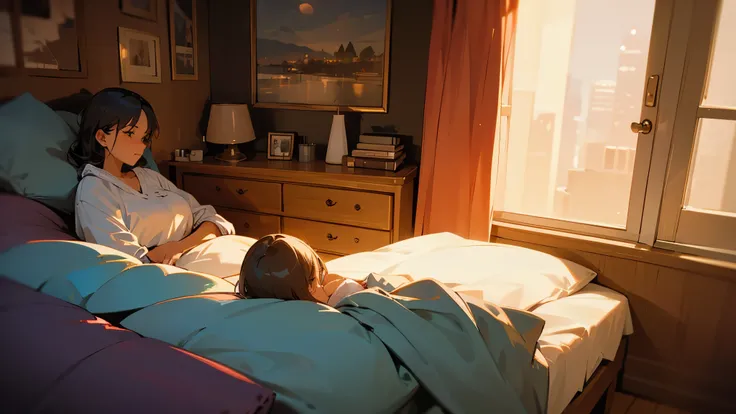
169,154,418,261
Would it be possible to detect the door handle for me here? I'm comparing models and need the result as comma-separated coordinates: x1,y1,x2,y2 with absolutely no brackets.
630,119,652,134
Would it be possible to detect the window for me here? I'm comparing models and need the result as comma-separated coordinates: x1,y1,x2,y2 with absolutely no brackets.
655,0,736,253
495,0,663,241
496,0,736,258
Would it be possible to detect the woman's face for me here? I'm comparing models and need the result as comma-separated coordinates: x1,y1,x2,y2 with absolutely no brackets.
96,110,149,166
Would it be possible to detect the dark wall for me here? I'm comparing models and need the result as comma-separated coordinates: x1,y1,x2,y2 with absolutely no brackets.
0,0,212,165
209,0,432,163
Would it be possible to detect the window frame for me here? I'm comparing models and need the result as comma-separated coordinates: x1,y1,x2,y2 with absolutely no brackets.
649,0,736,253
493,0,736,261
492,0,677,243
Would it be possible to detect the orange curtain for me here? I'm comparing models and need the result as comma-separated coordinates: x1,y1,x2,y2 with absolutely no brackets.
414,0,518,241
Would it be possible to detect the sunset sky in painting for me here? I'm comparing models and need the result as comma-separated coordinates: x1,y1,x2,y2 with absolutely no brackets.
256,0,387,56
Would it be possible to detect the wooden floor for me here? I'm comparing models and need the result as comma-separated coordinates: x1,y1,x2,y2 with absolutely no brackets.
610,392,690,414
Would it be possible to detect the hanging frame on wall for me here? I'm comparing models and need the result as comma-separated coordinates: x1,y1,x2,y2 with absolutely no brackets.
1,0,88,78
118,27,162,84
0,0,21,76
121,0,158,22
250,0,392,113
169,0,198,80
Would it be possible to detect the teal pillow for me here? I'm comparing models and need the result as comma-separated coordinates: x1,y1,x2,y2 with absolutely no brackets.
41,260,137,306
0,240,141,291
0,94,161,215
56,110,160,174
85,264,235,314
121,294,277,346
0,93,78,214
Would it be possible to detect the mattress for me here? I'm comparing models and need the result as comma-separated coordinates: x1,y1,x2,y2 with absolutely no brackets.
533,283,634,414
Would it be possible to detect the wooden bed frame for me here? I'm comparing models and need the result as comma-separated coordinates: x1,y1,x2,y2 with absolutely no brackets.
563,338,627,414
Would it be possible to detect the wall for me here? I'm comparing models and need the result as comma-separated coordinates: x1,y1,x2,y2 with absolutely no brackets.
0,0,211,165
208,0,432,163
491,225,736,413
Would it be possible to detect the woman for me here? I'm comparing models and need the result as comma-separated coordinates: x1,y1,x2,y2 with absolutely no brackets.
68,87,236,266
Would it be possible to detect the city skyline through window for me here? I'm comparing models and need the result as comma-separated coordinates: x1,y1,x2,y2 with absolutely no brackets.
498,0,656,229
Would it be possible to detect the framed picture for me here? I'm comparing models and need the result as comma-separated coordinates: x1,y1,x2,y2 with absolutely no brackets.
267,132,295,160
121,0,157,22
19,0,87,78
0,0,21,75
169,0,197,80
251,0,392,113
118,27,161,83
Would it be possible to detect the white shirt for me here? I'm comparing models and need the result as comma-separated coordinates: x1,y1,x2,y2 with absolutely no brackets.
327,279,366,307
74,164,235,262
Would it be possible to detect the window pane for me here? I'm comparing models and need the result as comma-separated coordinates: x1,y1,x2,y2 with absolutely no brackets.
499,0,656,228
702,1,736,108
685,118,736,214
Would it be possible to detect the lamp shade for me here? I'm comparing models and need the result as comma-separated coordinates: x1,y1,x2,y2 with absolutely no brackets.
206,104,256,145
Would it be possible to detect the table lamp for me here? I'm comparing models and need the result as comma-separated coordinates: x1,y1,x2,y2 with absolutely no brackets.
206,104,256,162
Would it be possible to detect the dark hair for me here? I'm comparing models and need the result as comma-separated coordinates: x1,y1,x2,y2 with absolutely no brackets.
67,87,159,177
239,234,327,302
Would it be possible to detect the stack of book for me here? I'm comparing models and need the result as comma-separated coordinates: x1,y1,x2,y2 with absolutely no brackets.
343,133,406,172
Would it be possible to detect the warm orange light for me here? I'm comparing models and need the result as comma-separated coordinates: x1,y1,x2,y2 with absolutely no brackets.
82,316,129,331
352,83,365,98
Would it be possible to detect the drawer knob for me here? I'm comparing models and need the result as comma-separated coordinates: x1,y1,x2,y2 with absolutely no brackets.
243,222,250,229
354,237,360,244
325,199,337,207
237,188,247,195
215,186,221,191
354,204,361,211
326,233,338,241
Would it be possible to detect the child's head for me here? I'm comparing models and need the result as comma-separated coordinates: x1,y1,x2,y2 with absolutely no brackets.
238,234,329,303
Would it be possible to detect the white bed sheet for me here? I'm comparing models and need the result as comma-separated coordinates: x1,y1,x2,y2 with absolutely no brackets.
533,283,634,414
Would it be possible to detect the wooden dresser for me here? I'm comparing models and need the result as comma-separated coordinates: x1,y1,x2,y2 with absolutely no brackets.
169,155,418,261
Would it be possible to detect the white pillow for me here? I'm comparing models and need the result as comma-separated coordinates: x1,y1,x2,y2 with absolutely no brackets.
379,242,597,310
374,232,484,254
326,232,484,280
326,251,407,281
175,235,257,278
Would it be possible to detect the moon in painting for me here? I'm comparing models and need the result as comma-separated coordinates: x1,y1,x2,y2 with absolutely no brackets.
298,3,314,15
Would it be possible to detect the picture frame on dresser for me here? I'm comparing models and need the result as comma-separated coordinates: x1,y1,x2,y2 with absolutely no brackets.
267,132,295,161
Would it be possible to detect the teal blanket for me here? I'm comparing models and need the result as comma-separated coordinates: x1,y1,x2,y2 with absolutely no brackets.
122,277,549,414
0,241,549,413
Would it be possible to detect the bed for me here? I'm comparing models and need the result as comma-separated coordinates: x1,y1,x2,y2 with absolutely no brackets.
0,91,633,414
535,284,632,414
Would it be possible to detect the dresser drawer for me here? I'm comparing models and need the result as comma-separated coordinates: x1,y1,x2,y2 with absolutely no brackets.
283,184,392,230
283,218,390,255
317,251,343,262
184,175,281,214
218,208,281,239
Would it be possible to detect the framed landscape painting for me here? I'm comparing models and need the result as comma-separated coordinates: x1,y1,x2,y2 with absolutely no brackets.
251,0,392,113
